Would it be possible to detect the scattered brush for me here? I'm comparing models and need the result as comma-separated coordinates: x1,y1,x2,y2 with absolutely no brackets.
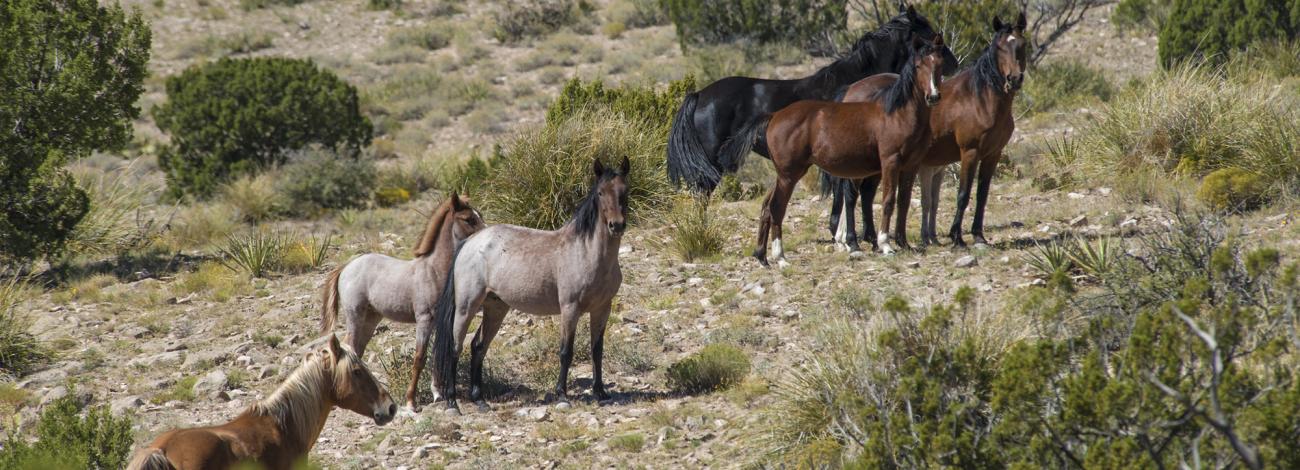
663,194,725,262
1067,236,1119,278
0,276,51,378
667,343,750,394
279,234,332,273
216,230,286,278
1023,240,1073,279
65,159,164,258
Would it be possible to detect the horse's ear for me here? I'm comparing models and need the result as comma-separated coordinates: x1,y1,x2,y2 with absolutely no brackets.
592,158,605,178
897,1,906,14
910,35,925,52
993,16,1003,31
906,4,917,19
450,191,463,211
1016,12,1027,31
326,333,343,363
620,156,630,176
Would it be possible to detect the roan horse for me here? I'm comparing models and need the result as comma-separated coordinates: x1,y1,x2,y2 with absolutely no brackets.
825,14,1027,249
432,158,629,415
666,3,956,194
127,334,395,470
319,193,484,411
746,35,948,267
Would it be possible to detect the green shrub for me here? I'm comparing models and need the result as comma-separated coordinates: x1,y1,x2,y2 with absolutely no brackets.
0,392,134,470
153,57,371,198
664,195,725,262
387,25,450,51
1112,0,1169,32
279,233,331,273
608,433,645,452
602,21,626,39
1198,167,1270,212
373,187,411,207
716,174,762,201
1020,59,1114,114
662,0,846,53
667,343,750,394
0,277,51,378
0,0,150,263
544,76,696,131
1159,0,1300,68
605,0,667,28
492,0,591,44
62,164,160,259
275,147,377,216
217,230,285,278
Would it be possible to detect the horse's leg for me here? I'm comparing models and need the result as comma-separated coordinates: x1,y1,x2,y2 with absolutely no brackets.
877,157,899,255
469,298,508,408
345,308,381,358
753,189,774,266
860,176,880,252
767,171,802,269
893,170,917,251
406,313,433,411
842,182,861,253
441,284,485,415
970,155,1000,247
924,167,944,246
828,179,843,240
589,302,612,401
948,149,980,248
554,303,581,406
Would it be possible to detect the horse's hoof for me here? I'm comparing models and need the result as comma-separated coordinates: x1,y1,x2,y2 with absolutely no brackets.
400,404,421,417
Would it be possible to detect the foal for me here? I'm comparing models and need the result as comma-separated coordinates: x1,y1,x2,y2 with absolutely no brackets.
832,14,1027,248
747,35,947,267
319,193,483,410
127,334,395,470
433,158,630,415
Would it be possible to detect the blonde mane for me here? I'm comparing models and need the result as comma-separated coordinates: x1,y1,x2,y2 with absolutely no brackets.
251,343,359,450
413,198,455,258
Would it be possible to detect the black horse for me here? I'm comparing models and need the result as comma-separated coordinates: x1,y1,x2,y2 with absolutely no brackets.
666,3,957,194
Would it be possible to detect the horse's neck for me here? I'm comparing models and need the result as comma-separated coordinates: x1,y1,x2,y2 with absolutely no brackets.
417,226,457,273
251,360,334,457
562,222,621,266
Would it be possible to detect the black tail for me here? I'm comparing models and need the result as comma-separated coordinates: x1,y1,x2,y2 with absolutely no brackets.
717,115,771,177
432,240,466,404
667,93,722,193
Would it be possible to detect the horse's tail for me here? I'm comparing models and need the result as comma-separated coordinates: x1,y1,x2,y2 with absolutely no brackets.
667,92,722,193
320,264,346,334
819,169,839,198
717,114,771,176
126,448,174,470
432,240,467,402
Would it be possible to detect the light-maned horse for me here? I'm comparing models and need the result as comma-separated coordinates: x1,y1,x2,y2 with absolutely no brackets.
743,35,948,267
432,157,630,414
826,14,1028,249
319,193,484,411
126,334,395,470
665,3,956,194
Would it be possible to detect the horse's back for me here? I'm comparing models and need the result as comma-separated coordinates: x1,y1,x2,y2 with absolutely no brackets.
134,427,240,470
339,253,418,318
458,225,563,314
841,73,900,102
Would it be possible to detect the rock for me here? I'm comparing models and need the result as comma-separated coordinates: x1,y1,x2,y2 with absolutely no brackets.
740,282,765,297
257,366,278,380
414,446,430,459
110,396,144,415
906,261,921,269
848,250,867,259
376,433,399,455
1069,215,1089,227
1119,218,1138,228
164,342,188,352
193,370,228,399
618,245,634,255
128,350,184,369
1067,192,1086,199
1009,221,1025,228
515,406,549,422
235,355,254,367
41,385,92,408
119,325,150,339
168,294,195,305
686,277,703,286
954,256,977,268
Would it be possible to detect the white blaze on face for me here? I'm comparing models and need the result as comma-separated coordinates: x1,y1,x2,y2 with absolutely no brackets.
929,58,940,98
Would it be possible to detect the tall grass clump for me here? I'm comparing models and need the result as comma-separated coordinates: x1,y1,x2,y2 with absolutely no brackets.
663,195,725,262
1020,59,1114,114
492,0,591,44
64,161,164,259
217,230,285,278
0,277,50,378
1046,63,1300,207
667,343,750,394
0,391,134,470
219,173,286,223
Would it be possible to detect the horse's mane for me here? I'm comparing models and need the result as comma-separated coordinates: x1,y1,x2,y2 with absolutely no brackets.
252,343,359,447
570,167,619,238
804,13,916,96
969,27,1012,95
871,47,922,114
413,198,454,257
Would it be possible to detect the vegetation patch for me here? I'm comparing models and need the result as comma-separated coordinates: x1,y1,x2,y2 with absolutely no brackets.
0,392,134,470
667,343,750,394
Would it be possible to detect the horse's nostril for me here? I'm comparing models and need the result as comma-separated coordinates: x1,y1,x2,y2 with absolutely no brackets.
388,404,397,416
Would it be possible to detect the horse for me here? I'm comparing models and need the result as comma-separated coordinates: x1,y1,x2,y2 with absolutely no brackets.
318,192,484,411
126,334,395,470
744,34,947,267
665,2,956,194
824,13,1027,250
431,157,629,415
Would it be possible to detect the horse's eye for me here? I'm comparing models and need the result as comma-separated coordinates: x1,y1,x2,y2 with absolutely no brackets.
352,368,364,376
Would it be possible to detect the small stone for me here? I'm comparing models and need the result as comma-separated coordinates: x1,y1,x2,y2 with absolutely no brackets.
848,250,867,259
955,256,977,268
376,433,399,455
514,407,549,422
235,355,253,367
1119,218,1138,228
1009,221,1025,228
257,367,278,380
128,350,184,369
168,294,195,305
193,370,228,399
554,401,572,410
1067,192,1086,199
740,282,765,297
686,277,703,286
110,396,144,415
413,446,429,459
906,261,921,269
1069,215,1089,227
999,256,1010,264
1098,187,1112,195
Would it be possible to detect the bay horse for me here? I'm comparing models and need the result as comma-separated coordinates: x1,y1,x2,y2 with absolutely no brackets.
746,35,947,267
666,2,956,194
126,334,395,470
825,13,1027,249
432,157,629,415
319,192,484,411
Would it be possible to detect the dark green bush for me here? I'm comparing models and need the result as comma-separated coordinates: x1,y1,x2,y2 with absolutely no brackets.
1159,0,1300,68
0,392,135,470
493,0,593,44
153,57,372,198
545,76,696,132
667,343,750,393
1021,59,1114,114
1197,167,1270,212
1112,0,1170,32
275,147,377,216
1,0,150,262
662,0,847,53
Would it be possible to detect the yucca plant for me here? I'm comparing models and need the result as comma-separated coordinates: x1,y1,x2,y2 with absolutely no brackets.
1068,236,1119,278
217,230,286,278
1023,241,1074,279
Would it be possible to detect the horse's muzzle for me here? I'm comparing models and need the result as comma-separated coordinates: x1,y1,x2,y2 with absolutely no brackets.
926,94,941,107
374,403,396,425
1006,74,1024,92
608,221,626,236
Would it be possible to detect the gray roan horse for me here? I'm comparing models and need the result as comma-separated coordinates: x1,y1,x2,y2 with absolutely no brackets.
432,157,629,414
320,193,484,411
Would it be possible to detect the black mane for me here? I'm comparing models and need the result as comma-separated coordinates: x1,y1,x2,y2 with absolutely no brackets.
871,44,925,114
570,167,620,237
802,13,916,99
969,27,1012,95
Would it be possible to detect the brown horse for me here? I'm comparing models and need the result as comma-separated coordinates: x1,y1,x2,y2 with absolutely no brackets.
126,334,395,470
742,35,947,267
319,192,484,411
835,13,1027,248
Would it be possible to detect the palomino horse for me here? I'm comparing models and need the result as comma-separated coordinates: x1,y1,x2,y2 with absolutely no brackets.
319,193,483,411
826,14,1028,249
432,158,629,414
666,3,956,193
126,334,395,470
743,35,948,267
